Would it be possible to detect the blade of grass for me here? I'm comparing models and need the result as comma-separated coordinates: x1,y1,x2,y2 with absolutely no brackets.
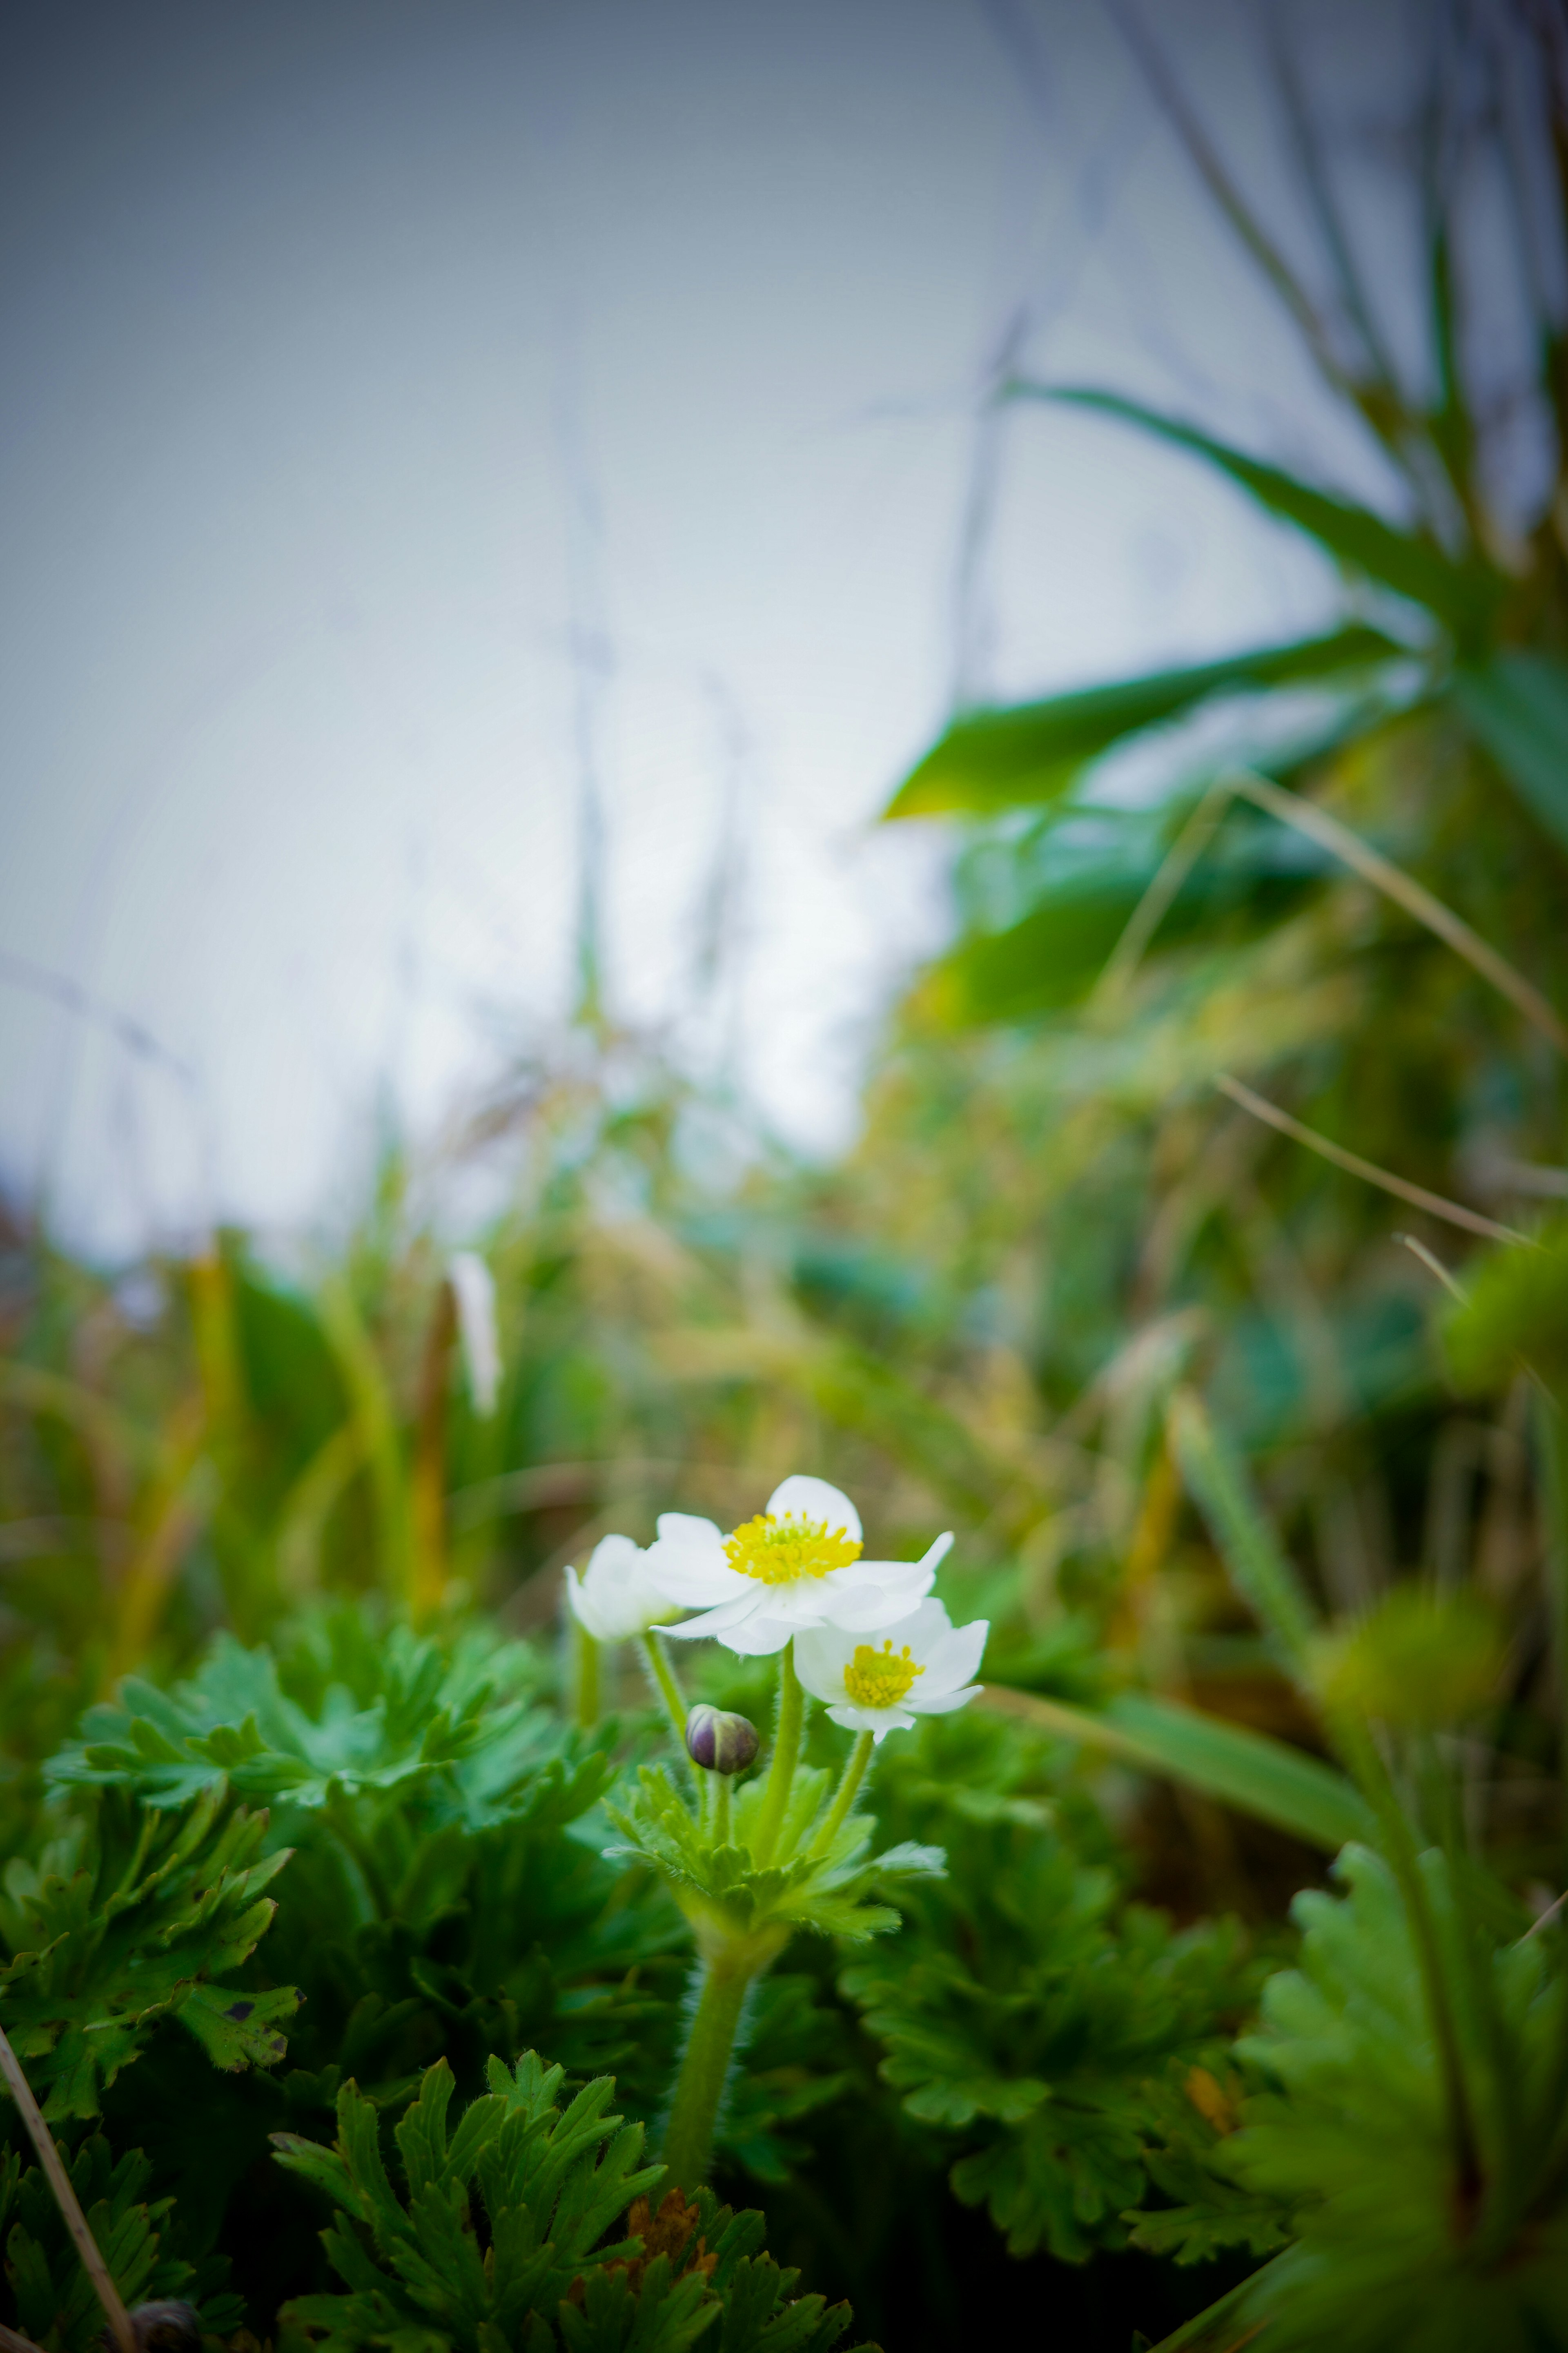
980,1684,1371,1851
1229,766,1568,1053
1216,1074,1532,1245
1168,1387,1321,1677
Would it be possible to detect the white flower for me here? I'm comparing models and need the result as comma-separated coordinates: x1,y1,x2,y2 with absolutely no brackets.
565,1534,671,1642
644,1474,952,1657
795,1599,987,1740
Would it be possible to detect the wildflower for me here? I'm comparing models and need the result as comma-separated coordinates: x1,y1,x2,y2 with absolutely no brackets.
565,1533,671,1642
645,1474,952,1656
684,1705,759,1774
794,1598,987,1740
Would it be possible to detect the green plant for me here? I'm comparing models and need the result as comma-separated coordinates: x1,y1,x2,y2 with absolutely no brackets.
272,2052,871,2353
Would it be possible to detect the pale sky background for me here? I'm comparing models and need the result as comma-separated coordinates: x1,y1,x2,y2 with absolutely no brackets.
0,0,1416,1256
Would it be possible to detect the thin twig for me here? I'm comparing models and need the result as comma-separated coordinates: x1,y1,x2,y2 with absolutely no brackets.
0,2024,136,2353
1229,768,1568,1055
0,2323,50,2353
1216,1076,1532,1246
1091,778,1234,1006
1523,1887,1568,1940
1393,1231,1470,1302
1104,0,1368,410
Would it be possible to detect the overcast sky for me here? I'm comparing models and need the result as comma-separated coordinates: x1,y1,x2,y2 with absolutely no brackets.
0,0,1403,1255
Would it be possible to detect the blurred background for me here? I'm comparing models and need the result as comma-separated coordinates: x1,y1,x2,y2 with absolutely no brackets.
2,0,1361,1250
5,0,1568,1923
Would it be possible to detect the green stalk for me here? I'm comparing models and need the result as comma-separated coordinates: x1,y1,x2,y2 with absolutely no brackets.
661,1954,754,2191
1336,1713,1483,2214
574,1622,601,1730
751,1642,804,1864
811,1730,874,1856
712,1773,732,1847
640,1630,690,1755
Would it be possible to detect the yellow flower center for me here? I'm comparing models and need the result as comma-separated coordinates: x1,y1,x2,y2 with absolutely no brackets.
724,1512,862,1586
842,1640,925,1708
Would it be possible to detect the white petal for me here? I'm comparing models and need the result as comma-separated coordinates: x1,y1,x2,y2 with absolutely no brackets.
884,1597,955,1655
826,1701,915,1741
644,1528,746,1605
921,1617,989,1692
655,1511,725,1547
816,1581,912,1633
712,1613,795,1656
564,1565,605,1639
765,1475,862,1543
906,1682,982,1717
660,1593,759,1640
794,1621,857,1702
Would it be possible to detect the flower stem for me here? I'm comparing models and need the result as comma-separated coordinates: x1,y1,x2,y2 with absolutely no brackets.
751,1642,804,1864
712,1773,732,1846
811,1729,875,1856
574,1622,601,1730
640,1629,690,1754
661,1952,753,2191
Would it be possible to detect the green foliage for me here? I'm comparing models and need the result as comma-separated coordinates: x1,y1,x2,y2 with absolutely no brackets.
604,1764,944,1955
0,2129,242,2351
274,2054,868,2353
839,1714,1267,2264
1124,2063,1293,2268
0,1780,297,2120
1028,388,1502,636
48,1610,594,1830
1216,1846,1568,2352
885,625,1400,819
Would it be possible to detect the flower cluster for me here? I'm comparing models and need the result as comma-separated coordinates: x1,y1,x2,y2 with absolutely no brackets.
566,1473,987,1744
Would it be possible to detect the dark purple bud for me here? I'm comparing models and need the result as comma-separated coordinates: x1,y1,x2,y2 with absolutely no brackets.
685,1704,759,1775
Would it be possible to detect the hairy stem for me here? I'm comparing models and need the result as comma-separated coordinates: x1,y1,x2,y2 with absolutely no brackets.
751,1642,803,1864
811,1730,875,1856
661,1954,754,2191
712,1773,732,1846
574,1622,601,1730
639,1630,690,1758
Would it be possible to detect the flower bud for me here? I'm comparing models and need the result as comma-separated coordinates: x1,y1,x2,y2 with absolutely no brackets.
684,1704,759,1775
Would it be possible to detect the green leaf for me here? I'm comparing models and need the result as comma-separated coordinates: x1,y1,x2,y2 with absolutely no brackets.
1453,653,1568,854
1,2130,238,2353
0,1784,299,2117
842,1800,1263,2265
885,625,1404,819
1219,1846,1568,2350
275,2061,871,2353
1168,1387,1321,1675
1025,386,1500,633
922,825,1331,1024
985,1690,1370,1853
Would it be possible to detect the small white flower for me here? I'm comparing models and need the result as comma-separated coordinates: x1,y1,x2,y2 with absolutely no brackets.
565,1533,671,1642
795,1599,987,1740
644,1474,952,1657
